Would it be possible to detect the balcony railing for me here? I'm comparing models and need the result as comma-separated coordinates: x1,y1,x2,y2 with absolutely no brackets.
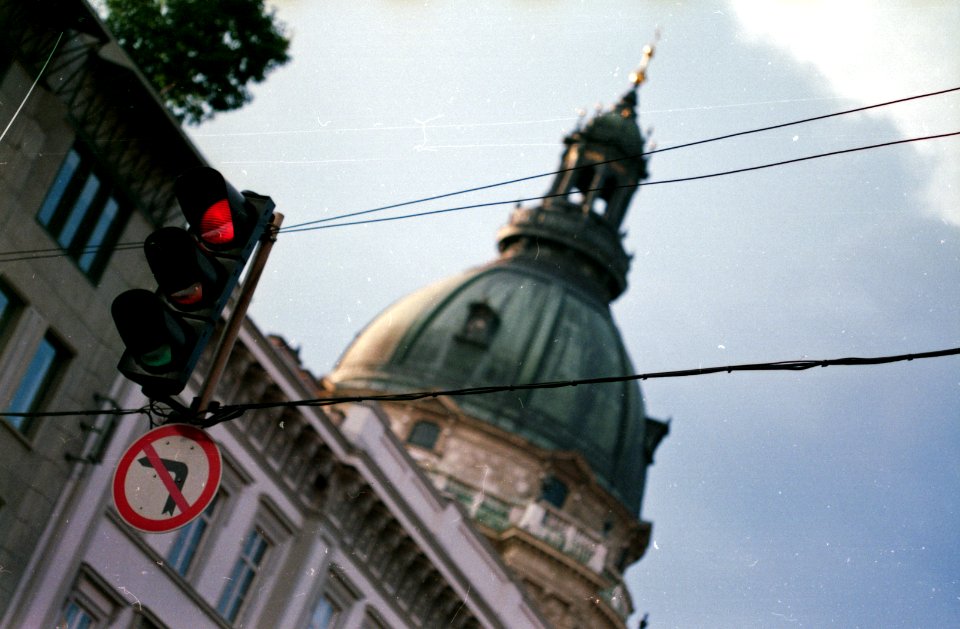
434,475,608,573
517,502,608,572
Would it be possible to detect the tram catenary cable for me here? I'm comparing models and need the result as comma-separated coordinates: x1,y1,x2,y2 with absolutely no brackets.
0,87,955,264
3,345,958,422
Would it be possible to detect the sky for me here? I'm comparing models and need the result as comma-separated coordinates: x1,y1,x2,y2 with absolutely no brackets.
187,1,960,627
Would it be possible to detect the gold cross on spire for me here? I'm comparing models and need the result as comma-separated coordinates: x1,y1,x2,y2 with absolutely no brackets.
629,30,660,88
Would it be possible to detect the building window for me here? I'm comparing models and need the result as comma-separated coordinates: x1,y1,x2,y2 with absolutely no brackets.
58,565,124,629
264,411,298,468
0,283,20,338
539,475,568,509
36,146,128,281
285,428,319,490
132,609,169,629
5,333,68,433
306,594,340,629
168,492,221,577
361,609,389,629
456,302,499,347
217,527,271,622
406,420,440,450
60,599,97,629
306,571,358,629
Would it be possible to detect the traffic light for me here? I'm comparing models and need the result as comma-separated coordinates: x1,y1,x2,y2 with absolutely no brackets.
111,167,275,397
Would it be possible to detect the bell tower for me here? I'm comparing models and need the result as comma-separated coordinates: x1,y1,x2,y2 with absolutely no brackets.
497,43,654,302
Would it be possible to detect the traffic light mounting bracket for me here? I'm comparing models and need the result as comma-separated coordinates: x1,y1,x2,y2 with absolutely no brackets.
187,210,285,425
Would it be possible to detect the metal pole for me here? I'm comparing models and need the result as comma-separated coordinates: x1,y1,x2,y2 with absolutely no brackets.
193,212,284,419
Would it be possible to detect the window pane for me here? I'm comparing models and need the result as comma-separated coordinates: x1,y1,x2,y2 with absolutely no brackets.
540,476,568,509
168,493,219,576
168,517,208,576
35,147,126,279
0,284,17,336
77,197,118,272
6,336,62,431
62,600,94,629
37,150,81,226
407,421,440,450
57,172,100,250
307,595,338,629
250,535,268,563
218,528,270,622
218,561,245,620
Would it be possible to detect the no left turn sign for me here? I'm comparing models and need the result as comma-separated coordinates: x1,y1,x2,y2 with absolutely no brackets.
112,423,222,533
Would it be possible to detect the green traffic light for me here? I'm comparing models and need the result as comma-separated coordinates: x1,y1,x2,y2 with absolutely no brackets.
140,344,174,368
112,289,194,375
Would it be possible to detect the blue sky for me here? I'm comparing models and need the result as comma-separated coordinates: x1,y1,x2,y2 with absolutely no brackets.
189,1,960,626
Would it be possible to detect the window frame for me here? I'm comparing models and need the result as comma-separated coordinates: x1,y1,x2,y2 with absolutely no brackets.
456,301,500,348
58,563,126,629
60,598,98,629
130,607,170,629
216,525,273,623
539,475,569,510
0,281,22,343
301,570,359,629
35,145,130,282
166,490,223,578
406,420,441,451
305,592,342,629
3,329,70,436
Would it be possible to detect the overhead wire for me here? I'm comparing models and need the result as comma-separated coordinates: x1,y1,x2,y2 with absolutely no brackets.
0,87,956,263
2,129,955,260
280,85,960,231
0,242,141,263
222,345,960,414
281,131,960,232
3,345,958,421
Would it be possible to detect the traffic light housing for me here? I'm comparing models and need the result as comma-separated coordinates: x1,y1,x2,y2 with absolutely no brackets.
111,168,275,397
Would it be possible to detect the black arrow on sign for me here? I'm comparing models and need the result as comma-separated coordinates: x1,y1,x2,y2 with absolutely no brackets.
138,456,189,515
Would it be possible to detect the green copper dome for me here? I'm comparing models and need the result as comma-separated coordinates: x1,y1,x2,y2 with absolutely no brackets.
330,256,650,513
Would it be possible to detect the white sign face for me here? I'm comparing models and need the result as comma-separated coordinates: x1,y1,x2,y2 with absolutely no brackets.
112,423,222,533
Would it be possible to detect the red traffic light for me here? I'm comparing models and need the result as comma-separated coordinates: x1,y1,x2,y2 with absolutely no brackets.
175,167,259,251
200,199,234,245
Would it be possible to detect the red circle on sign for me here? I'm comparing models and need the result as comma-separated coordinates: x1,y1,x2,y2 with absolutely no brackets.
112,423,222,533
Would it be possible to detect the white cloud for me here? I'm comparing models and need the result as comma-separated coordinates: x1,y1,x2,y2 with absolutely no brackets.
728,0,959,225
